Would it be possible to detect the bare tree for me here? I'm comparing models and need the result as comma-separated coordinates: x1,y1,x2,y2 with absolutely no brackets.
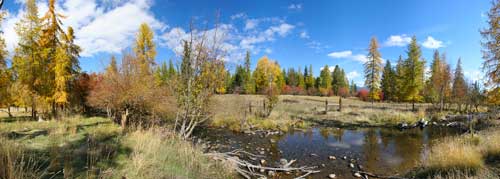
174,17,228,139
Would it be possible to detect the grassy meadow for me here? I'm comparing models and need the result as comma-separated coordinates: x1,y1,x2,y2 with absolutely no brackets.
209,94,471,131
0,113,233,179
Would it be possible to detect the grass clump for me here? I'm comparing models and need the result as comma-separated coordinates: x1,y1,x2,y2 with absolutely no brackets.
424,137,484,174
0,138,47,179
114,128,234,179
416,129,500,178
482,130,500,160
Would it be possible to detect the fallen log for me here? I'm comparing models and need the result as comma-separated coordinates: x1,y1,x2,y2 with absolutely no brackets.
206,149,320,179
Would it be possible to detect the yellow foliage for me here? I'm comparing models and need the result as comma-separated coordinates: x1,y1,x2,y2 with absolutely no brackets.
253,56,282,93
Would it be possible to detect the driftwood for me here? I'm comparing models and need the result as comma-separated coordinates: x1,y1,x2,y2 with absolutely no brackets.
206,149,320,179
354,170,408,179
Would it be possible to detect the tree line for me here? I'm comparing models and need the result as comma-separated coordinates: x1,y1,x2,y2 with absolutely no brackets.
1,0,500,138
364,36,486,112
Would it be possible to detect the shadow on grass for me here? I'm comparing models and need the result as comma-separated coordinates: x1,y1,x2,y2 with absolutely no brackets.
1,127,132,179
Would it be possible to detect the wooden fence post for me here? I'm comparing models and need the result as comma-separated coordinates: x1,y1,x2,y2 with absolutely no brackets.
248,102,252,113
325,99,328,114
338,97,342,112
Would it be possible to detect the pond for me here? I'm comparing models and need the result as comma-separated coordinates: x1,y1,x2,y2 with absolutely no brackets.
197,126,464,179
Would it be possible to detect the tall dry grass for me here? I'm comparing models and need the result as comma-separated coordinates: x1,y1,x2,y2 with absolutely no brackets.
114,128,234,179
0,138,47,179
418,129,500,178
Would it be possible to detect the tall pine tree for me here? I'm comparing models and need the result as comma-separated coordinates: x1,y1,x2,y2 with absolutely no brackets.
364,37,383,103
481,0,500,104
403,36,425,111
134,23,156,75
452,58,467,112
381,60,395,101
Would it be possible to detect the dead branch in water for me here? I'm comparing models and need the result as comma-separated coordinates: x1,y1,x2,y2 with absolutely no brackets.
206,150,320,179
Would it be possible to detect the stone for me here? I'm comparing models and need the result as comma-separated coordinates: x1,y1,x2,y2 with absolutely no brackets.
259,151,265,155
280,159,288,166
342,156,347,160
349,163,355,168
328,174,336,178
259,168,265,173
267,171,276,176
310,153,318,157
260,159,266,165
328,156,336,160
270,139,276,143
353,172,362,178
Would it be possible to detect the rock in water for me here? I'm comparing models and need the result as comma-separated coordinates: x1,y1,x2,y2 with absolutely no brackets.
349,163,355,168
260,159,266,165
267,171,276,176
400,122,408,129
280,159,288,166
342,156,347,160
328,174,336,178
353,172,362,178
328,156,336,160
259,168,265,173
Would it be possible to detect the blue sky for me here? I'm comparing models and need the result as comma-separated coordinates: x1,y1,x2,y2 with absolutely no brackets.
2,0,490,86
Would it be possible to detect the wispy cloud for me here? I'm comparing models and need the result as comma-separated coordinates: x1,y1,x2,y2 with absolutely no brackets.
422,36,444,49
230,12,247,20
327,50,368,63
346,71,360,80
161,15,295,62
300,31,310,39
328,50,352,58
288,4,302,11
245,19,259,30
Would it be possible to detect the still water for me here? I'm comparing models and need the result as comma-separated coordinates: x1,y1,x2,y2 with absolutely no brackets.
198,126,463,178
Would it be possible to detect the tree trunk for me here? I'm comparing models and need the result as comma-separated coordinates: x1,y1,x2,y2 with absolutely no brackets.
7,106,12,118
412,100,415,112
121,109,129,129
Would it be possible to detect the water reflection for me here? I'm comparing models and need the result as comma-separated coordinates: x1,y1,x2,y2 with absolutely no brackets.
201,126,462,178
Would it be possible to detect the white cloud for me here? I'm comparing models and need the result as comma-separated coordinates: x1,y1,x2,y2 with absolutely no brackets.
264,48,272,54
385,34,411,47
230,12,247,20
265,23,294,37
352,54,369,63
245,19,259,30
346,71,360,80
422,36,444,49
288,4,302,11
161,18,294,62
327,50,369,63
328,50,352,58
3,0,165,57
300,31,309,39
